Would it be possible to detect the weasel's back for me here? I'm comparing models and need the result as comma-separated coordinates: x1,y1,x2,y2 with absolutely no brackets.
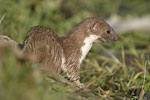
23,26,62,73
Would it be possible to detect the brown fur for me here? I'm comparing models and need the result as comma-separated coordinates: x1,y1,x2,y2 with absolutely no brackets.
23,26,62,73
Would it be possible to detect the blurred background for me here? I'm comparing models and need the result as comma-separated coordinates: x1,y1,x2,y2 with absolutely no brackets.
0,0,150,41
0,0,150,100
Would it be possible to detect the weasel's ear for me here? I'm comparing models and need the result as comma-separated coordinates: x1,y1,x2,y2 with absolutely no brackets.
90,21,100,32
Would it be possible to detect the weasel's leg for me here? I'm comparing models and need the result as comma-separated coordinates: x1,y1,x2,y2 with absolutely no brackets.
63,65,84,88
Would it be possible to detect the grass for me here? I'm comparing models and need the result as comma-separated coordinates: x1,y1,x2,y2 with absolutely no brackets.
0,0,150,100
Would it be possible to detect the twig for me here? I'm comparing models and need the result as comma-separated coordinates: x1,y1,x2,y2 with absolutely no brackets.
138,57,147,100
0,14,6,24
142,59,147,89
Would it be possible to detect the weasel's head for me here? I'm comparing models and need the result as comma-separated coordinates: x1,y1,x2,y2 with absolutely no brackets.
87,18,118,42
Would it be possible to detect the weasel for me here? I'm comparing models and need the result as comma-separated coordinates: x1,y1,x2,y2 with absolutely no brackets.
23,18,118,87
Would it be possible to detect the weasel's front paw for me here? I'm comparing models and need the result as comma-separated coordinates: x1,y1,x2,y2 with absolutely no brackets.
74,80,85,89
78,83,85,89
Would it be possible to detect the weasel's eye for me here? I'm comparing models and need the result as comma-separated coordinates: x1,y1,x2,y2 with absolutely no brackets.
106,30,111,34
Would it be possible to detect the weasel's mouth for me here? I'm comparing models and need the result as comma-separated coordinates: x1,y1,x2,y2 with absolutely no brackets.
95,37,118,43
98,37,116,43
96,38,106,42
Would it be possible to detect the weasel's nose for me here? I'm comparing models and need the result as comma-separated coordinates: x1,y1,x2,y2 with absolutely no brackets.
114,34,119,41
